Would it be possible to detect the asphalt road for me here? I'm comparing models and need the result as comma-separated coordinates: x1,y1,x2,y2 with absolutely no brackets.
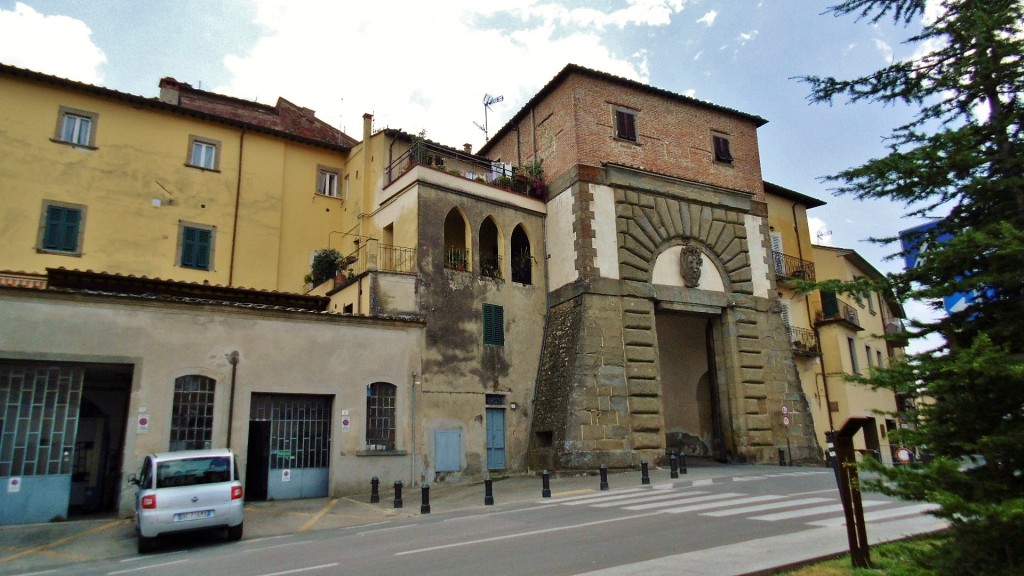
3,467,945,576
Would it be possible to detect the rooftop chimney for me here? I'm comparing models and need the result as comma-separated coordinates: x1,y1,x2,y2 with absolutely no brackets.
363,113,373,141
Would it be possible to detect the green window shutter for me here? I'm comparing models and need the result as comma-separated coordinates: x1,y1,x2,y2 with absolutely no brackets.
483,304,504,346
181,227,212,269
43,205,80,252
195,228,211,269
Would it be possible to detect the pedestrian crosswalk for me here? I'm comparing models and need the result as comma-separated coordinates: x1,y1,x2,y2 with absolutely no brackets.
545,486,934,526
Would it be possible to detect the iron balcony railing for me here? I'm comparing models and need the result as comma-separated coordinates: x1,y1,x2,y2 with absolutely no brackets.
817,291,861,328
884,317,906,336
789,327,820,355
385,140,546,199
771,251,816,281
335,241,417,288
444,247,469,271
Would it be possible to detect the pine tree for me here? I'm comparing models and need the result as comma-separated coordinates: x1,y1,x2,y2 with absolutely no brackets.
802,1,1024,573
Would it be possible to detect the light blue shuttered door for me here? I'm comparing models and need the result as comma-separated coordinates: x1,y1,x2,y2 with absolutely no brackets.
434,429,461,473
485,409,505,471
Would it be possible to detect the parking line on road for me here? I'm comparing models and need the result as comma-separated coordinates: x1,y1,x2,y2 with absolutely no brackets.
256,563,339,576
396,511,665,556
109,558,189,574
0,519,124,566
299,498,340,533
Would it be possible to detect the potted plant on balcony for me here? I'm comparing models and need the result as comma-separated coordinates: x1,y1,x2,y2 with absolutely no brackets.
517,159,548,199
304,249,357,287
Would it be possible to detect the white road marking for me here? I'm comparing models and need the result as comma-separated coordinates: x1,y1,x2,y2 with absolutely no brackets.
808,503,939,527
624,492,747,511
747,500,886,522
702,497,834,517
662,494,786,514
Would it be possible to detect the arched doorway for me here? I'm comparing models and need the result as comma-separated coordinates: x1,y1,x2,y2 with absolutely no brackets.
655,312,726,462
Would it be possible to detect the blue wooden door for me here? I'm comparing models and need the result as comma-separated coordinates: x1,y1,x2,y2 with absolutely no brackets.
485,408,506,470
434,429,461,472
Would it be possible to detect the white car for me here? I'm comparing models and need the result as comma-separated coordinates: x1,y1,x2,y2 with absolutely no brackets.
129,449,244,553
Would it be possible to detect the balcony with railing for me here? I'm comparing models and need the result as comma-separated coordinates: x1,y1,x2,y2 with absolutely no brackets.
789,326,820,356
385,139,547,200
327,239,419,316
771,251,816,282
816,291,863,330
444,247,469,272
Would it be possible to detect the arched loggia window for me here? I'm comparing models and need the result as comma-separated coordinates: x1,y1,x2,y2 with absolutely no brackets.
443,208,469,271
480,217,502,279
511,225,532,285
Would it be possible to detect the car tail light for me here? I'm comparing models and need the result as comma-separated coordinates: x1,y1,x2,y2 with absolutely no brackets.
141,494,157,509
231,486,244,500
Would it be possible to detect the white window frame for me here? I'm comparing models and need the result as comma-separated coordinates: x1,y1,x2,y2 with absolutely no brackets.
187,135,221,171
54,106,98,148
317,166,340,197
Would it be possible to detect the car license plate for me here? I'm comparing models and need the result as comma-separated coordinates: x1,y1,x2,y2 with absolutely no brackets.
174,510,214,522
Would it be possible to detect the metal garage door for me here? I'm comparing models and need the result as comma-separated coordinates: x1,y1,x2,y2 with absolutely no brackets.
249,394,332,500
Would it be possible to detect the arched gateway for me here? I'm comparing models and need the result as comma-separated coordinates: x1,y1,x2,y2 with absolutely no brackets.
528,165,819,469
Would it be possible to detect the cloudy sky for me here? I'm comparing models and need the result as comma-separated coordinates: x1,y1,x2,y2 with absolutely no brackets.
0,0,942,341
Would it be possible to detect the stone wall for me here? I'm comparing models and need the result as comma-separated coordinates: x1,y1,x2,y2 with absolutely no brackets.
527,166,819,469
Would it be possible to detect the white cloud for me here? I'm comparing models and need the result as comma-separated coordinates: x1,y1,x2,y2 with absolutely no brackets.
0,3,106,84
737,30,758,45
696,10,717,27
808,217,833,246
218,1,686,149
873,38,894,63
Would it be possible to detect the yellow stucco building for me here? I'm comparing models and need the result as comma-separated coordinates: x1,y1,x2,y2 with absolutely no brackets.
764,182,907,465
1,61,909,527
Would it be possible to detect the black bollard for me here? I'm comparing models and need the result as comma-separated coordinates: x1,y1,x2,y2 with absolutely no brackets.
393,480,403,509
679,453,688,474
641,460,650,485
420,483,431,514
541,470,551,498
599,464,609,491
370,476,380,503
778,448,786,467
670,453,679,479
484,476,494,505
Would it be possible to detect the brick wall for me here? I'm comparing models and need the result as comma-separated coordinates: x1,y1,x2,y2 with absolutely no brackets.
485,72,765,201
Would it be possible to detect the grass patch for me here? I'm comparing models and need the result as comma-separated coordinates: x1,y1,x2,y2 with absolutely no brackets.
772,535,944,576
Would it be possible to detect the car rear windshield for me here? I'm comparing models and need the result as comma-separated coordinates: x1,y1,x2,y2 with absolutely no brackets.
156,456,232,488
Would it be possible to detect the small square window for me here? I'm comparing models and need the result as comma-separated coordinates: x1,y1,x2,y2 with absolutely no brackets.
613,107,638,142
187,136,221,171
54,106,98,147
483,303,505,346
38,201,86,255
317,166,340,197
178,223,214,270
712,134,733,163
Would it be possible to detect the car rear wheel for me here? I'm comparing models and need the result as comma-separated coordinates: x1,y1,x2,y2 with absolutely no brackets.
227,522,243,541
137,535,156,554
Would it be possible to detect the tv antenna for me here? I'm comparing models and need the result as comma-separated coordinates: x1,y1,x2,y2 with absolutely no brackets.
473,93,503,141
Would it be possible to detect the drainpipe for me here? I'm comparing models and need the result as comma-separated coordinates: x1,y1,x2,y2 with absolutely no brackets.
791,200,833,431
228,131,245,287
226,351,240,449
